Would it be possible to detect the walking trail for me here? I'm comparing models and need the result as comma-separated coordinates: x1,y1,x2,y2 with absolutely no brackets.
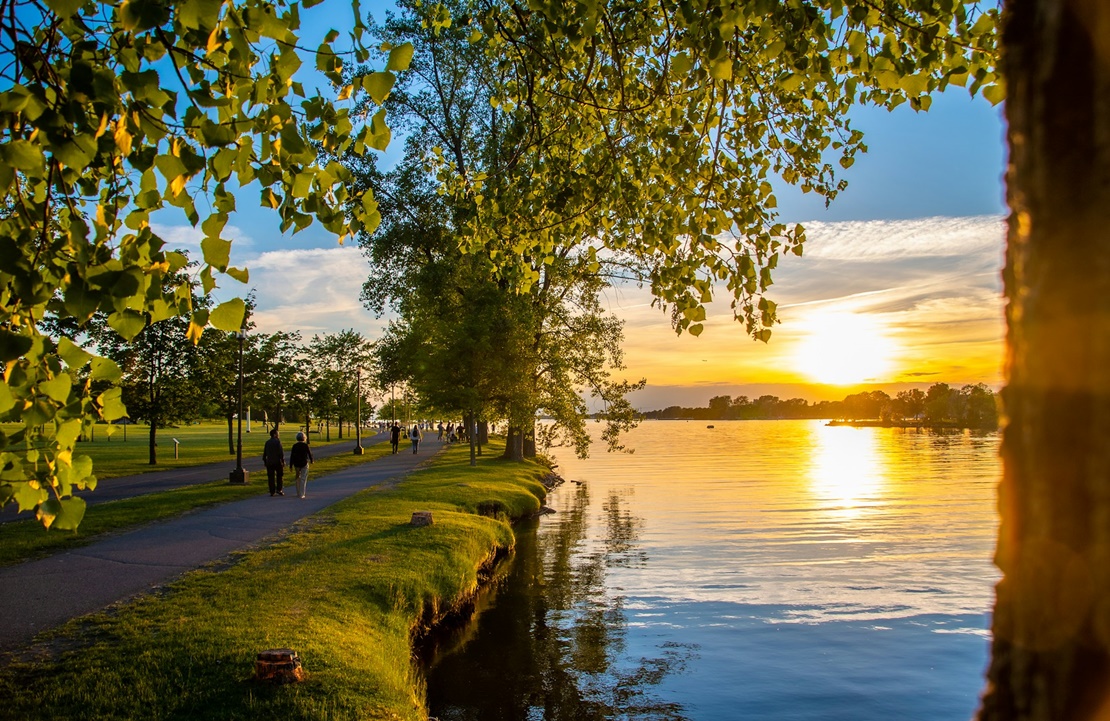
0,436,442,657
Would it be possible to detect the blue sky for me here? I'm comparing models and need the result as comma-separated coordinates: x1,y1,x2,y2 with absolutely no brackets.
155,4,1009,407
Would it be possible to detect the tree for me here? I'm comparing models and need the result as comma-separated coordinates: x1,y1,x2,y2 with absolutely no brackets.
0,0,406,528
977,2,1110,717
350,8,642,464
438,0,1000,340
308,330,375,439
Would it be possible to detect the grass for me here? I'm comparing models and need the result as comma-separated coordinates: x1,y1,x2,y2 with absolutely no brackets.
0,442,395,568
0,439,548,721
1,421,368,480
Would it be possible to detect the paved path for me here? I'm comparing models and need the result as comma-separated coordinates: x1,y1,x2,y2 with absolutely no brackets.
0,439,441,656
0,432,390,524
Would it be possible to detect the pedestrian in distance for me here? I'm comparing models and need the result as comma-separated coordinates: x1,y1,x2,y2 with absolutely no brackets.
411,424,422,454
437,422,444,441
390,422,401,454
290,431,314,499
263,428,285,496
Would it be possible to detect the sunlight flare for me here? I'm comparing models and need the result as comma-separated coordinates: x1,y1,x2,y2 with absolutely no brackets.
793,311,898,385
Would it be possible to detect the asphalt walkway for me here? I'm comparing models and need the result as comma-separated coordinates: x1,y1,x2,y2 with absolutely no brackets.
0,438,441,656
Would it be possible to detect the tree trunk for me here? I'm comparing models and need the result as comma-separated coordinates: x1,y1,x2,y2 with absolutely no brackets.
502,425,524,462
148,419,157,465
326,416,330,441
978,2,1110,718
523,422,536,458
478,420,489,446
466,412,477,466
338,413,343,439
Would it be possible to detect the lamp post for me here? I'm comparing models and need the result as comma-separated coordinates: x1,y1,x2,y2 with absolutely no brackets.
229,329,249,484
353,366,364,455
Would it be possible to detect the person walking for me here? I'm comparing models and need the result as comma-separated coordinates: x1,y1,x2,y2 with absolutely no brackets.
262,428,285,497
390,422,401,454
289,431,314,499
411,424,422,454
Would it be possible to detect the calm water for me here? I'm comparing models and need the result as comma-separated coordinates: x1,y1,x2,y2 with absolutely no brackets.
425,420,1000,720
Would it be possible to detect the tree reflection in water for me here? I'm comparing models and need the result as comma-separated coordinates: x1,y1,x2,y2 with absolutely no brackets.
423,482,695,720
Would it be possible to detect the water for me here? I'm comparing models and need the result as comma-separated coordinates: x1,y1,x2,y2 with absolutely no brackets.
425,420,1000,720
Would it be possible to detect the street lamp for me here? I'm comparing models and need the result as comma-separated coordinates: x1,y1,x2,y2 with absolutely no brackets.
353,366,364,455
229,329,249,484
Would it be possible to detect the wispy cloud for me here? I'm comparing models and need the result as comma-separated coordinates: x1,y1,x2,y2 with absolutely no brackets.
243,245,387,339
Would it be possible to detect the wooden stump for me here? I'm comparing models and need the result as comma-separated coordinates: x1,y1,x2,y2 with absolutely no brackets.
254,648,305,684
410,511,434,527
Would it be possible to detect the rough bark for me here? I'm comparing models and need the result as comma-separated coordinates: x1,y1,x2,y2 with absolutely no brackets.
979,1,1110,718
503,426,524,462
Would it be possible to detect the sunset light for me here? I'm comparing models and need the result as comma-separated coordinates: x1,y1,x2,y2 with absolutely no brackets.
793,311,899,386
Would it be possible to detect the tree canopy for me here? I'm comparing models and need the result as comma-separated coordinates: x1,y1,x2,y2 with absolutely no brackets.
0,0,410,528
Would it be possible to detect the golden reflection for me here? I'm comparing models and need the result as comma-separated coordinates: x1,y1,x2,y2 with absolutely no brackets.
808,425,887,516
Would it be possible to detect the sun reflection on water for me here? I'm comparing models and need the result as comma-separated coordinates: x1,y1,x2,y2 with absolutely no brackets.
807,426,887,518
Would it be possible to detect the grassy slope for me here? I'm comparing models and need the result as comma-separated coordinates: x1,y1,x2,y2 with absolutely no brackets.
0,440,547,721
0,442,395,568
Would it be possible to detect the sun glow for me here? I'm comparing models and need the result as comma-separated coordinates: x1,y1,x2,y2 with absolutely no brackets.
793,311,898,385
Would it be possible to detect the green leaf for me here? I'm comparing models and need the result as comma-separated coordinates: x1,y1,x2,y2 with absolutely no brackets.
13,482,47,513
363,72,396,104
90,357,122,382
226,267,249,283
0,328,33,362
0,382,14,415
45,0,84,19
107,310,146,340
208,298,246,331
97,386,128,422
52,497,87,531
2,139,45,172
386,43,414,71
688,323,705,337
201,235,232,270
38,373,72,403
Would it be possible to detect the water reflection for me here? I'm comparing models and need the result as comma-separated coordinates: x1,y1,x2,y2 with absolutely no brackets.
424,482,695,720
807,426,886,517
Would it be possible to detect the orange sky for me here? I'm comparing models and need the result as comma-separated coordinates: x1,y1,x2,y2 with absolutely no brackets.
610,216,1006,407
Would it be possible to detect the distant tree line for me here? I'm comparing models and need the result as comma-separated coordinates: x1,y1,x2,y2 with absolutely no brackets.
43,274,377,465
642,383,1000,429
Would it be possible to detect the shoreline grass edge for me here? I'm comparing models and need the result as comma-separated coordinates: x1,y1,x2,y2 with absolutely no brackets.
0,439,556,721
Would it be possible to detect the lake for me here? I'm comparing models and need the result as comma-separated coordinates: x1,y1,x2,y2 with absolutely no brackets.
424,420,1001,720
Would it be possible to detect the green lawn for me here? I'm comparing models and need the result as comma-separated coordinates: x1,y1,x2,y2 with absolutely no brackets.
0,440,548,721
1,421,379,480
0,441,395,568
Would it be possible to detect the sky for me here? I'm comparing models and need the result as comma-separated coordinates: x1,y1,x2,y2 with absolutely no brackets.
156,5,1009,411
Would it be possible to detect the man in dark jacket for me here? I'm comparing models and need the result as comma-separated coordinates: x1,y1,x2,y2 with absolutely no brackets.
263,428,285,496
389,423,401,454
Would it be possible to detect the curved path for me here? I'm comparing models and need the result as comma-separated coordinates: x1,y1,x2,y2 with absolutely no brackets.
0,438,442,656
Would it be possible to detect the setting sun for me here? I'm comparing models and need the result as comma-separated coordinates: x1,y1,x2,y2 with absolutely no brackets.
793,311,898,385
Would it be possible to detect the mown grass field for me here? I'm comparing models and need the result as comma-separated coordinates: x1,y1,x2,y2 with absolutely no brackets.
0,440,548,721
0,441,395,569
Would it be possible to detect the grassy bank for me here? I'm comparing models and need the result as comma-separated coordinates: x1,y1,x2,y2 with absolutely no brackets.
0,443,395,569
0,440,548,720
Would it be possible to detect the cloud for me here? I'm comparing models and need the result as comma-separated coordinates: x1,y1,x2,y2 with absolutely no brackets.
232,245,389,339
152,222,257,258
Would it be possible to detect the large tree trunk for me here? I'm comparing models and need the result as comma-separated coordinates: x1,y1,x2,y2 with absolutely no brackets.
978,2,1110,718
523,422,536,458
148,419,157,465
502,425,524,462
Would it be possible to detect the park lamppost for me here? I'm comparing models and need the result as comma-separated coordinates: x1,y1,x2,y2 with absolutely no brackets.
229,329,249,484
353,366,364,455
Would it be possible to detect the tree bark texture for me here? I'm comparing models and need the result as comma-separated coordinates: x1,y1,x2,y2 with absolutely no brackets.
979,1,1110,718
